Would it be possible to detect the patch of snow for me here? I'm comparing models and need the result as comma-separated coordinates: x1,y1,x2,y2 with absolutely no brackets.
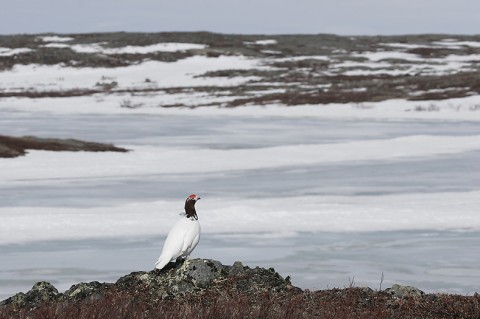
434,41,480,48
111,43,207,54
409,87,467,97
342,60,470,76
438,38,459,42
69,43,108,53
69,42,207,54
273,55,329,62
444,54,480,62
0,55,263,92
380,42,463,50
349,87,367,92
254,39,277,45
37,36,74,42
353,51,424,62
381,43,433,49
245,39,278,46
342,68,411,76
261,50,282,55
334,60,392,69
245,88,286,96
41,43,71,49
2,94,480,121
0,47,33,57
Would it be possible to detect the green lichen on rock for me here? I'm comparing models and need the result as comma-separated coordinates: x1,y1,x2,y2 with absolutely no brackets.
1,259,293,312
0,281,58,311
63,281,111,301
113,258,290,299
387,284,425,298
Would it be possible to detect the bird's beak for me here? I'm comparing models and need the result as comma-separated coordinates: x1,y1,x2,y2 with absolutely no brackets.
197,197,201,201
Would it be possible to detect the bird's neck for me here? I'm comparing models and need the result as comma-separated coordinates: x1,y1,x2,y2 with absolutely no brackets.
184,201,198,220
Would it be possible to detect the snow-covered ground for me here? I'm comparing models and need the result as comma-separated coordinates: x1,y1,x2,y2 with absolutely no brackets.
36,35,208,54
1,37,480,299
0,55,262,93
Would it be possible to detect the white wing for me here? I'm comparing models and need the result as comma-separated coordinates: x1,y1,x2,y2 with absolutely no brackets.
182,220,201,257
155,218,200,270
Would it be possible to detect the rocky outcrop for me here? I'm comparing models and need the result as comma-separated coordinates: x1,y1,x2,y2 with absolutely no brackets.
0,259,296,316
1,281,59,310
0,135,128,158
114,259,293,300
1,259,479,319
386,284,425,298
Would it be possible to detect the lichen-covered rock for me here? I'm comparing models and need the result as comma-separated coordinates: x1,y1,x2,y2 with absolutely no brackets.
114,258,291,299
387,284,425,298
29,281,59,301
0,292,26,310
63,281,111,301
0,281,59,311
178,258,224,288
229,261,246,276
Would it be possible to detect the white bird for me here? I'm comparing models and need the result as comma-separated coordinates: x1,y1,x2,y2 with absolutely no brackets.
155,194,201,270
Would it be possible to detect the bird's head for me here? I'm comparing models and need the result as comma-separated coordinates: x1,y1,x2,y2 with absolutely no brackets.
185,194,201,220
186,194,201,202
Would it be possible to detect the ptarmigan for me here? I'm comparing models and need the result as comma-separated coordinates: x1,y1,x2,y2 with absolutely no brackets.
155,194,201,270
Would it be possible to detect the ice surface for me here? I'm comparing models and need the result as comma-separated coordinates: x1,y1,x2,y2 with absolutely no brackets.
1,192,480,246
1,135,480,183
1,108,480,297
1,110,480,246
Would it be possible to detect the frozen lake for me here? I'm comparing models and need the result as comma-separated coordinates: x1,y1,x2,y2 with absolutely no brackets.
1,107,480,299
